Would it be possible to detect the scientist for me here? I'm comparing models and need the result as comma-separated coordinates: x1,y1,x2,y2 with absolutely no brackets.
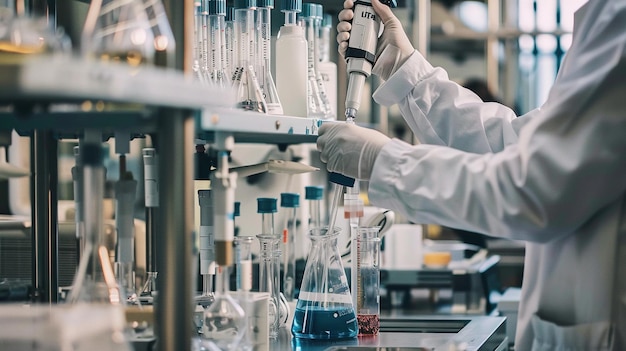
317,0,626,350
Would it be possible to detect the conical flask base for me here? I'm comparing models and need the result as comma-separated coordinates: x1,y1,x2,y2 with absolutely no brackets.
234,66,267,113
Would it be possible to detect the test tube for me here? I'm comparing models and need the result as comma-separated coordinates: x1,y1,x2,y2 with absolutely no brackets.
312,3,332,117
305,186,323,230
257,197,281,338
280,193,300,301
234,236,254,292
356,227,381,336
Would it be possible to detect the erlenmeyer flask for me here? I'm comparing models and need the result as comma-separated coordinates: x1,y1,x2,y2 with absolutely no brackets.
141,0,176,67
81,0,155,65
232,0,267,113
292,226,357,340
203,266,247,350
67,144,122,305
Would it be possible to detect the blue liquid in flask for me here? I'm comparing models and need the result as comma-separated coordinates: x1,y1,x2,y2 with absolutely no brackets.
292,303,358,339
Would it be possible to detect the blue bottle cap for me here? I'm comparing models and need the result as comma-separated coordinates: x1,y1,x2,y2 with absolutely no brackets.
234,202,241,217
301,2,315,18
322,13,332,27
280,0,301,12
257,197,278,213
314,3,323,19
226,6,235,21
235,0,256,9
328,172,356,187
257,0,274,8
208,0,226,15
305,186,324,200
281,193,300,208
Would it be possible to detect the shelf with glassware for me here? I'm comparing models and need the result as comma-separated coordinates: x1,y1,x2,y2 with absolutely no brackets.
0,54,322,144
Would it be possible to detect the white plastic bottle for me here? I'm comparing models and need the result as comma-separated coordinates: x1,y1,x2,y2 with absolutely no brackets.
276,0,308,117
317,13,337,119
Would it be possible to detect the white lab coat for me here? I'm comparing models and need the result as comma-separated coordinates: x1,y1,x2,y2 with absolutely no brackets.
368,1,626,350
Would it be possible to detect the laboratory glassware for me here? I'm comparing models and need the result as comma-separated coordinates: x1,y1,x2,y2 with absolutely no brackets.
275,0,308,117
305,185,323,230
207,0,229,87
343,180,363,311
193,1,208,83
256,0,283,114
312,4,332,118
356,227,381,336
292,226,358,340
224,6,236,80
141,0,175,67
68,143,122,305
202,265,247,350
233,0,267,112
256,197,281,338
280,192,299,301
275,245,291,327
140,148,158,297
317,13,337,119
0,10,70,60
198,189,216,300
257,233,281,338
81,0,155,65
234,236,254,292
114,160,138,303
302,3,326,118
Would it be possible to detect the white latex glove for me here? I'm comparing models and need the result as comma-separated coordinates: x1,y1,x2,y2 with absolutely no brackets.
337,0,415,81
317,123,391,180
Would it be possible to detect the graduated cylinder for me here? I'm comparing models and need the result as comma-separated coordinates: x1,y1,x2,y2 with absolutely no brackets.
356,227,381,336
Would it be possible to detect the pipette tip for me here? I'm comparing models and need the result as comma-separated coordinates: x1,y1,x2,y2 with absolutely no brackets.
345,108,357,120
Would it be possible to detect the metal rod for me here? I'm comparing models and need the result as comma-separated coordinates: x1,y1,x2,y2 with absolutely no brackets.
155,111,195,351
30,131,59,303
146,208,157,272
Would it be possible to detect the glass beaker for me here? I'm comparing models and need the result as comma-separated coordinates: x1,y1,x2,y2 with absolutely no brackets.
292,226,357,340
356,227,381,336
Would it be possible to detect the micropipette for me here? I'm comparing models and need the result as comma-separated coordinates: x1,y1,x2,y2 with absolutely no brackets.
344,0,396,119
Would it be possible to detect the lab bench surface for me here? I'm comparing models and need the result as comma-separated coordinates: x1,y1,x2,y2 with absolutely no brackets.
266,315,507,351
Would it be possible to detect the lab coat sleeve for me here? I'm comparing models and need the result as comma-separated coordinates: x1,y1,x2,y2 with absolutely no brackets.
372,50,529,154
368,1,626,242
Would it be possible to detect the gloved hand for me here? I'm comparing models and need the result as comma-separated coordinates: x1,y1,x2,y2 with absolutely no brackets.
317,123,391,180
337,0,415,81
